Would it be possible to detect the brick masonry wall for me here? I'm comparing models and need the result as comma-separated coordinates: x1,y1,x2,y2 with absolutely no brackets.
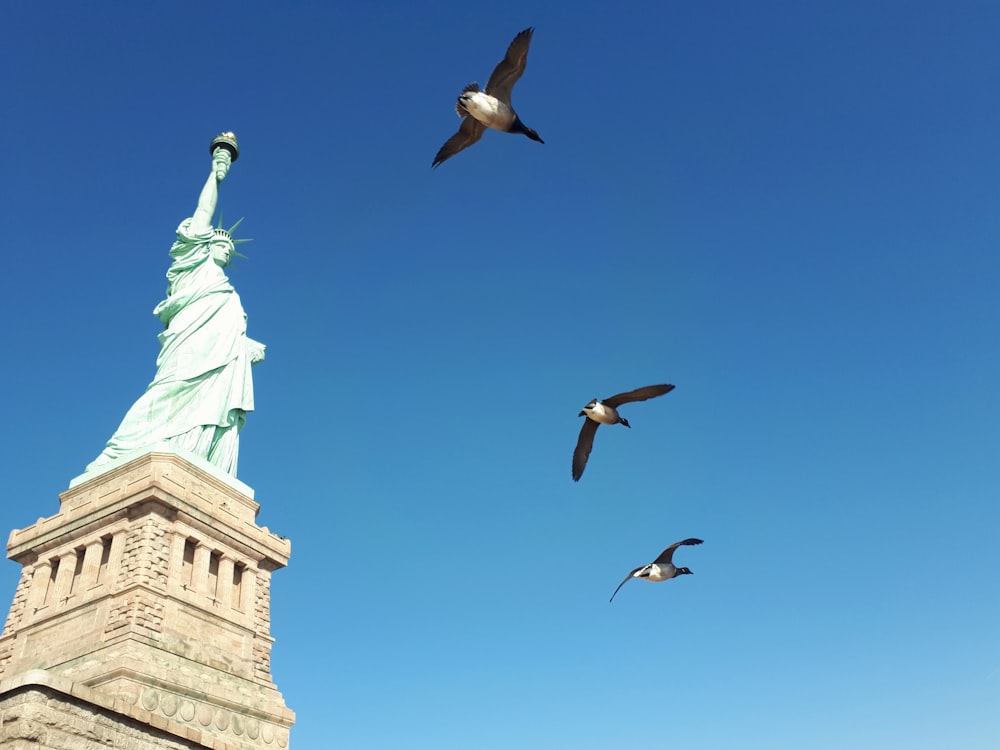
0,568,32,676
251,573,272,684
0,685,204,750
117,512,171,592
1,568,31,638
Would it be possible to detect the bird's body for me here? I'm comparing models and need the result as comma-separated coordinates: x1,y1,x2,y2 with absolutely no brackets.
610,538,703,602
637,563,678,583
457,88,516,130
433,27,544,167
579,399,625,426
572,384,675,481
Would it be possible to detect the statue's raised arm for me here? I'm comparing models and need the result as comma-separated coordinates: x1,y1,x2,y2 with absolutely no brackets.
190,134,237,235
87,133,264,478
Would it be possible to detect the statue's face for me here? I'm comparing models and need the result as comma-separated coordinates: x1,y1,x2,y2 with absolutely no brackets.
211,239,234,267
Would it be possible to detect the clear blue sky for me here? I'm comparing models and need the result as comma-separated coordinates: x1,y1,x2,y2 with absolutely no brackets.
2,2,998,748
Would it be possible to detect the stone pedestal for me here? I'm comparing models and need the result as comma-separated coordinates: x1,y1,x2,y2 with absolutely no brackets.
0,452,294,749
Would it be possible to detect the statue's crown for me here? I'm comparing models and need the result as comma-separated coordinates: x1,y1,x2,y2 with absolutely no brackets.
211,218,251,265
212,217,251,247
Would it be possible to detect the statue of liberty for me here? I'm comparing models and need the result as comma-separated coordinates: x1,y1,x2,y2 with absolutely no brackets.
88,134,265,477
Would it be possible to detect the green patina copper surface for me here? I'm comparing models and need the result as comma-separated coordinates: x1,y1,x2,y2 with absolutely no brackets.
88,135,264,477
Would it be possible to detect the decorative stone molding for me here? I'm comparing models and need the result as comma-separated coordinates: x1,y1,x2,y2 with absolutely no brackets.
136,685,290,748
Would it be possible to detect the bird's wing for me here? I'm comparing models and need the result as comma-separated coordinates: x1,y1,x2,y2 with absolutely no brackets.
432,116,487,168
609,567,644,602
603,384,675,409
485,27,533,103
572,417,600,481
652,538,703,565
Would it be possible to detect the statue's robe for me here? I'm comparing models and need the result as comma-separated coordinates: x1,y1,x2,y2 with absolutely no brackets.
87,219,258,476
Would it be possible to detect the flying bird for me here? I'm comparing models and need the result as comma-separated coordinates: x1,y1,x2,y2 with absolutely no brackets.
432,27,544,167
572,384,675,481
609,538,703,602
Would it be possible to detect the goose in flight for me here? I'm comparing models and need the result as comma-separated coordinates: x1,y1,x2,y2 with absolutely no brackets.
572,384,674,481
433,27,544,167
610,538,703,602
